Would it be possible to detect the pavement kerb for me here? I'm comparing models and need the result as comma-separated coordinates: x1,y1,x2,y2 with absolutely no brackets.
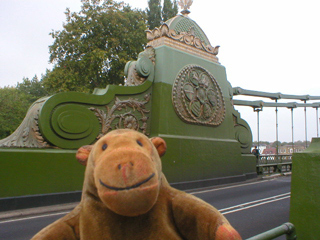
0,202,78,222
262,172,292,180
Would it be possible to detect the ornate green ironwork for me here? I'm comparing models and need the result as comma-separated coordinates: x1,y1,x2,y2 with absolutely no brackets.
89,93,151,138
0,48,155,149
232,109,253,154
172,65,225,126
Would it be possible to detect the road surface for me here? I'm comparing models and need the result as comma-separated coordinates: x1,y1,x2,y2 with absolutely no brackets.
0,176,291,239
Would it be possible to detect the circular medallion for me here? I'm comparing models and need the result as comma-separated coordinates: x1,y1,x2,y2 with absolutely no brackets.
172,65,225,126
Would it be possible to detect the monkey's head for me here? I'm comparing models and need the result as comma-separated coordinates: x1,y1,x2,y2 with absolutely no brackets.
76,129,166,217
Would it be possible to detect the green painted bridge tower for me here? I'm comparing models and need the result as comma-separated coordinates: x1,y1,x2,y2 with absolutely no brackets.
0,8,256,208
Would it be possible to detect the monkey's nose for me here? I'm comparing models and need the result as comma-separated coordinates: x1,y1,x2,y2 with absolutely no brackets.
117,162,134,170
118,162,134,184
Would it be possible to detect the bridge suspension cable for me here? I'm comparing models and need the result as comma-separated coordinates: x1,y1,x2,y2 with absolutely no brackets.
232,87,320,152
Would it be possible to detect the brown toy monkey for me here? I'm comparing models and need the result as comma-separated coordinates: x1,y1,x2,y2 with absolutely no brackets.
32,129,241,240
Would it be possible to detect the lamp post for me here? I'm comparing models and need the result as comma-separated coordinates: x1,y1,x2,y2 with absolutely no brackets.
254,107,262,150
290,108,294,153
316,107,319,137
304,100,308,148
275,100,279,159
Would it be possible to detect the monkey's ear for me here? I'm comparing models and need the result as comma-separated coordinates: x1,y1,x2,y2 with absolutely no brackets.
150,137,167,157
76,145,93,166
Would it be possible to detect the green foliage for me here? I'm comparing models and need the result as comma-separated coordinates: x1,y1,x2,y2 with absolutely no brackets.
162,0,178,22
42,0,147,93
271,141,281,148
147,0,162,29
0,87,33,139
0,77,48,139
16,76,49,103
173,0,178,16
294,140,310,147
147,0,177,29
252,141,270,146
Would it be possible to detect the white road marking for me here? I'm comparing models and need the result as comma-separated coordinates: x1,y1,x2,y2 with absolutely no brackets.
190,179,275,195
219,192,291,215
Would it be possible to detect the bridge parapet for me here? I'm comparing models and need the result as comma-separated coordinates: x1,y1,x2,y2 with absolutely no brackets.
257,154,292,174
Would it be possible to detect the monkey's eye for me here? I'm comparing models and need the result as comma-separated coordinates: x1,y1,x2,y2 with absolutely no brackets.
102,143,108,150
136,140,143,147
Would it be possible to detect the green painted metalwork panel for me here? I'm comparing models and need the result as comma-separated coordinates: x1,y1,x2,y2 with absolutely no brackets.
290,138,320,239
150,46,235,139
161,136,245,183
147,45,255,183
0,149,84,198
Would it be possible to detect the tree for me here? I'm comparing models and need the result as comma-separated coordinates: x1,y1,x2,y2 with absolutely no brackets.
42,0,147,93
0,87,33,139
147,0,162,29
16,76,49,103
162,0,178,22
271,141,281,148
252,141,270,146
147,0,178,29
173,0,178,16
0,76,49,139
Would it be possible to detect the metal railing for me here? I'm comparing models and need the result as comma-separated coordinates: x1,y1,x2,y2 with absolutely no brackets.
256,154,292,174
246,222,297,240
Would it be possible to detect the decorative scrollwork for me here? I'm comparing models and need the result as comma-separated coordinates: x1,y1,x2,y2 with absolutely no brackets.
124,47,155,86
90,94,151,138
172,65,225,126
232,110,253,154
146,24,220,56
0,98,50,148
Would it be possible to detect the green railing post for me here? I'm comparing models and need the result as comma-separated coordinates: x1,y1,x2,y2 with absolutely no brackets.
278,155,283,173
246,223,296,240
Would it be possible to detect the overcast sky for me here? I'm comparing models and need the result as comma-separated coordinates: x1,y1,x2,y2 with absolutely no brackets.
1,0,319,143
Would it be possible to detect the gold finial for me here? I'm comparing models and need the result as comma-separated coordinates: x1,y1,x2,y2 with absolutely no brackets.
178,0,193,16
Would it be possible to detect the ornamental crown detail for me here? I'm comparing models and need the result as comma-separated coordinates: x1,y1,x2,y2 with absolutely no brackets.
146,23,220,57
178,0,193,15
